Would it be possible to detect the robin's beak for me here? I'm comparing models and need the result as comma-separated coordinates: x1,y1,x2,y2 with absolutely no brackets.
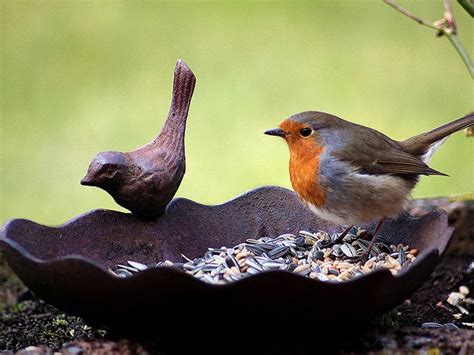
264,128,286,138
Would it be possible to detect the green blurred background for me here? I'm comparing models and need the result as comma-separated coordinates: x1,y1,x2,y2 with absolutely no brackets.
1,0,473,225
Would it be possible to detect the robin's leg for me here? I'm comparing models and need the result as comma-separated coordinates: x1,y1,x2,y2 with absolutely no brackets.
322,225,354,248
355,218,386,263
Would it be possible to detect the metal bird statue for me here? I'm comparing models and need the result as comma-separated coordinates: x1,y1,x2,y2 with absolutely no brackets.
81,60,196,218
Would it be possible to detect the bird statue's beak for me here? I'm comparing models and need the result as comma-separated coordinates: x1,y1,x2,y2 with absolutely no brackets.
80,164,99,186
80,173,95,186
264,128,286,138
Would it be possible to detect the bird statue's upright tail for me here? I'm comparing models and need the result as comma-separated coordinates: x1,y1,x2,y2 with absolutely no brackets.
400,112,474,162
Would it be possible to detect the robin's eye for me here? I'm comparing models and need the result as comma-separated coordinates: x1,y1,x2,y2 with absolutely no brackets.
299,128,312,137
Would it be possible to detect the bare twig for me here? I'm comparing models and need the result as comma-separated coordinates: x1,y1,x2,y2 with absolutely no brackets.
383,0,438,30
446,35,474,75
384,0,474,78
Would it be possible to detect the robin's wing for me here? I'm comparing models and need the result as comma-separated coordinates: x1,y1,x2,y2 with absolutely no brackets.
332,130,447,176
375,150,447,176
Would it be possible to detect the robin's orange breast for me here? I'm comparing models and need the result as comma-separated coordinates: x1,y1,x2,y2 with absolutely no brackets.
287,139,326,208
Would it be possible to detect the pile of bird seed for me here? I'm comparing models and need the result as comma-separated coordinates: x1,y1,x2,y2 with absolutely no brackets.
109,227,418,283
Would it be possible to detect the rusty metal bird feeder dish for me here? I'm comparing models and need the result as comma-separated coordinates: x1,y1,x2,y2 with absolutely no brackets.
0,61,454,338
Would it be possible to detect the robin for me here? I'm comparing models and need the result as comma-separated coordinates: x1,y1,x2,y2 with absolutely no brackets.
265,111,473,261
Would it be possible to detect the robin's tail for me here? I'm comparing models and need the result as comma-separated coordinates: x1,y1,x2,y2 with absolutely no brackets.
400,112,474,163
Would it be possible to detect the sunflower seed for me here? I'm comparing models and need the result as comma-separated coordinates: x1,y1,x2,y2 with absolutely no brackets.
263,261,285,270
245,244,266,255
398,248,406,265
114,268,134,277
225,255,239,269
421,322,443,329
268,245,290,259
116,264,139,272
444,323,459,330
245,238,260,244
245,257,263,271
340,243,357,257
127,260,148,271
295,237,306,247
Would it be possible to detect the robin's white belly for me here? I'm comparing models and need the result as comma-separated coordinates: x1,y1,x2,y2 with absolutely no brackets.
306,172,412,225
306,203,354,225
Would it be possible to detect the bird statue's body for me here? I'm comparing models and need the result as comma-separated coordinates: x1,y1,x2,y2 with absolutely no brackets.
265,111,473,258
81,60,196,218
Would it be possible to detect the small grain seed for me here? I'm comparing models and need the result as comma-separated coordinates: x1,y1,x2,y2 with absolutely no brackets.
409,249,418,256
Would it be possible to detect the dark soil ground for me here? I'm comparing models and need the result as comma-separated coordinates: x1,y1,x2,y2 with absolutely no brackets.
1,198,473,354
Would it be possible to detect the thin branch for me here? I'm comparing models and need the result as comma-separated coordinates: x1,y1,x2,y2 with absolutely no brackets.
446,34,474,77
383,0,438,30
384,0,474,78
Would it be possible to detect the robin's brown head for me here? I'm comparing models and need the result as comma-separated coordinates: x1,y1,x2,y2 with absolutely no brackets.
264,111,342,153
265,111,343,207
81,151,129,190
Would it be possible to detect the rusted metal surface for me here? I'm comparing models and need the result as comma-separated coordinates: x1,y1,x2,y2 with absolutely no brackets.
0,186,453,334
81,60,196,218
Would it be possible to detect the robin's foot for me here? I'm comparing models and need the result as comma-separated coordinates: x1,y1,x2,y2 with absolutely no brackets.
350,218,387,264
321,225,354,248
351,252,370,264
